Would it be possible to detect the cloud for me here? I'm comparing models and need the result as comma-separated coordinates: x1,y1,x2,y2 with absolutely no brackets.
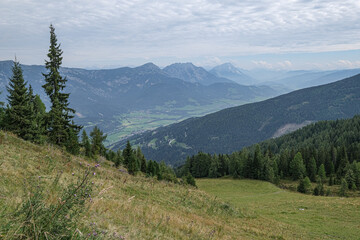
334,60,360,69
252,60,293,69
1,0,360,68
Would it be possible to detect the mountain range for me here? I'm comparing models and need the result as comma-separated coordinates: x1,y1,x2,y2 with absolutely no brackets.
0,60,279,144
112,73,360,165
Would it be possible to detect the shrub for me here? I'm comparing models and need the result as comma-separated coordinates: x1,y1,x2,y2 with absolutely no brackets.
1,167,95,239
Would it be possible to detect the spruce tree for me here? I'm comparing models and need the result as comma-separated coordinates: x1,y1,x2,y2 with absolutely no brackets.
318,164,326,182
81,130,92,157
136,146,147,173
297,176,311,194
308,157,317,182
27,85,46,143
122,141,133,167
65,128,80,155
290,152,306,180
42,24,81,145
89,126,106,156
6,60,33,140
339,178,348,197
114,149,123,167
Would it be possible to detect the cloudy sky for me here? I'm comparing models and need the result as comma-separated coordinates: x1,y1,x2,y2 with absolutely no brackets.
1,0,360,70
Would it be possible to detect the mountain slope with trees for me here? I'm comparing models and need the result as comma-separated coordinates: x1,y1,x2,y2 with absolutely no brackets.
115,73,360,165
179,114,360,197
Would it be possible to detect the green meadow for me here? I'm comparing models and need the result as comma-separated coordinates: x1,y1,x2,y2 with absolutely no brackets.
197,178,360,239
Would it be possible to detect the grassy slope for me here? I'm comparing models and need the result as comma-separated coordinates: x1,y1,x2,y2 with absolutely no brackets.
198,179,360,240
2,132,360,239
0,132,259,239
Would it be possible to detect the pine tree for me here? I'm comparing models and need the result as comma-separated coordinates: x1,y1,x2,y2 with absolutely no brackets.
89,126,106,156
114,149,123,167
81,130,92,157
345,168,356,190
28,86,46,143
122,141,133,167
6,60,33,140
65,128,80,155
42,24,81,145
290,152,306,180
336,146,349,180
297,176,311,194
318,164,326,182
339,178,348,197
136,146,147,173
208,155,220,178
130,155,140,175
308,157,317,182
253,145,263,179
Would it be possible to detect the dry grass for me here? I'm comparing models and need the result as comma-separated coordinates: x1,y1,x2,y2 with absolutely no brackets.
0,132,253,239
2,131,358,239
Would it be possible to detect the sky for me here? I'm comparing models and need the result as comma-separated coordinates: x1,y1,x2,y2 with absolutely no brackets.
1,0,360,70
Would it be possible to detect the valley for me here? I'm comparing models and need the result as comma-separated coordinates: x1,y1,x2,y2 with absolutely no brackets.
117,73,360,165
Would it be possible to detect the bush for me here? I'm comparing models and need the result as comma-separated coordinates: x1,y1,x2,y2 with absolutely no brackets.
297,177,312,194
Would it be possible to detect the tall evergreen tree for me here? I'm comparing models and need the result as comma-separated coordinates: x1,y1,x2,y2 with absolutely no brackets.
89,126,106,156
336,146,349,180
42,24,81,145
318,164,326,182
136,146,147,173
308,157,317,182
27,85,46,143
81,130,92,157
289,152,306,180
6,60,33,140
253,145,263,179
122,141,133,167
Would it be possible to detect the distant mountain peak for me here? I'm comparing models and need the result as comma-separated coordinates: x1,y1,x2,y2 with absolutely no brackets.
163,62,234,85
137,62,161,72
210,63,256,85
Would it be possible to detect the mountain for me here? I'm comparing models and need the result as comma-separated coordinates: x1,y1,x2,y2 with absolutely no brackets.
113,74,360,165
163,62,234,85
274,69,360,90
210,63,257,85
0,60,279,144
258,69,360,90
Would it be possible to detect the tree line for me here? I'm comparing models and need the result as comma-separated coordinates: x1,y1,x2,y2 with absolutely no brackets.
0,25,184,185
178,115,360,196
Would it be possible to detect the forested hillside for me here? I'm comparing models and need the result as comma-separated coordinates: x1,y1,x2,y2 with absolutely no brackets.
117,73,360,164
180,115,360,196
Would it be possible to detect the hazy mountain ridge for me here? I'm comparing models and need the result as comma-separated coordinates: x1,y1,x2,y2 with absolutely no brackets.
163,62,234,85
210,63,257,85
113,73,360,165
0,60,279,140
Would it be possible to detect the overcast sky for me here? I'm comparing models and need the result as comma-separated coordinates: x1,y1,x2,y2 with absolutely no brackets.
1,0,360,70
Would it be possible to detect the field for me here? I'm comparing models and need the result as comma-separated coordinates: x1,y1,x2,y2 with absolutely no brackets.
197,178,360,239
